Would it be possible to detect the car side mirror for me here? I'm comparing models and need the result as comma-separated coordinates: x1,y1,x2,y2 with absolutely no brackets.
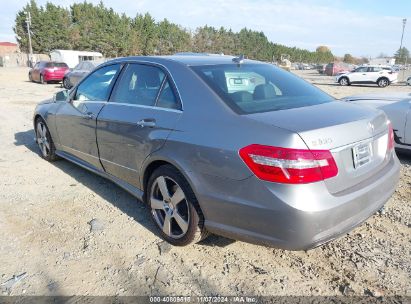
54,89,69,102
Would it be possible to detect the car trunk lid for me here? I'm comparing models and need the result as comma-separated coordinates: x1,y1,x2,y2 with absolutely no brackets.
247,101,391,194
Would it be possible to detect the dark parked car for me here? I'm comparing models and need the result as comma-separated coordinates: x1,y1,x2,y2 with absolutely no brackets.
63,60,103,89
29,61,69,84
33,55,399,249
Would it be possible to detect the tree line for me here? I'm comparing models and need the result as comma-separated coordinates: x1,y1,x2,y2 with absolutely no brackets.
14,0,336,63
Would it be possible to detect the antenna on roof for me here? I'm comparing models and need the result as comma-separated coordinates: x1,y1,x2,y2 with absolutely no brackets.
232,54,244,65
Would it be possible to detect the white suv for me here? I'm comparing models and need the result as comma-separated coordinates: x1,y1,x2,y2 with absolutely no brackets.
336,66,398,87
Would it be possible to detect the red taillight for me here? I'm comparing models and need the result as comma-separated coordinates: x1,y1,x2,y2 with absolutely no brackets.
388,122,395,151
239,144,338,184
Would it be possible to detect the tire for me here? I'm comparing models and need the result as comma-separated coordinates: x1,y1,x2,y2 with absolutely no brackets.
40,74,46,84
339,77,349,86
63,77,71,89
146,165,209,246
35,118,58,162
377,78,389,88
29,73,32,82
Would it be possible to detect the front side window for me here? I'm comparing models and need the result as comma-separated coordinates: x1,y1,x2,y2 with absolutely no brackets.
74,64,121,101
354,67,368,73
192,63,333,114
111,64,166,106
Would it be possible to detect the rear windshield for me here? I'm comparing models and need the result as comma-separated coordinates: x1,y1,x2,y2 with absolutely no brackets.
191,63,334,114
46,62,68,68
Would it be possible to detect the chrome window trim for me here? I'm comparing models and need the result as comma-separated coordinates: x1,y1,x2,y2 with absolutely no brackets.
105,102,182,113
107,60,184,111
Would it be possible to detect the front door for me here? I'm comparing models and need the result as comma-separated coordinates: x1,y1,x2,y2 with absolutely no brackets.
55,63,122,169
349,66,369,83
96,63,182,187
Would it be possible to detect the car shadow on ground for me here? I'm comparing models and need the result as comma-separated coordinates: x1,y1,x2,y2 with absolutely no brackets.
14,128,236,248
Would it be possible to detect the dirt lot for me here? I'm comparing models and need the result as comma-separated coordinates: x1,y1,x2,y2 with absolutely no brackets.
0,67,410,297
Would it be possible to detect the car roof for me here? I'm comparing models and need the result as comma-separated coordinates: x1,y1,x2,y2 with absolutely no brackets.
105,54,263,67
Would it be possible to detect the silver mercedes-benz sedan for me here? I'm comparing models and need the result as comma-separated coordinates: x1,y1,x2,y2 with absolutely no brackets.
33,54,400,250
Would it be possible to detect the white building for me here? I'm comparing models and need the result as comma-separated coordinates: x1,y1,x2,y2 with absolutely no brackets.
50,50,103,68
368,57,396,66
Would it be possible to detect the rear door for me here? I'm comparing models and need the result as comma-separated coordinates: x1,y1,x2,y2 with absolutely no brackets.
96,63,182,187
55,63,122,169
367,66,384,82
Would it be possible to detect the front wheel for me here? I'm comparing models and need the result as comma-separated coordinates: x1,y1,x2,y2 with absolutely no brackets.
147,165,209,246
377,78,389,88
40,74,47,84
35,118,58,162
339,77,349,86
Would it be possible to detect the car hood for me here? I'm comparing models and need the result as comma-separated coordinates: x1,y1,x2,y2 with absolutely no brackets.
246,101,387,150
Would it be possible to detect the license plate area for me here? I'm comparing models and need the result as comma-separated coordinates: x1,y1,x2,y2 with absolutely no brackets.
352,142,373,169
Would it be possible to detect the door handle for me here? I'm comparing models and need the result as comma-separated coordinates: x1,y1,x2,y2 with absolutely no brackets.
137,119,156,128
82,112,94,120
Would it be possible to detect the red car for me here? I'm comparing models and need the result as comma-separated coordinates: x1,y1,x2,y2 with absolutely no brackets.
29,61,69,84
325,62,351,76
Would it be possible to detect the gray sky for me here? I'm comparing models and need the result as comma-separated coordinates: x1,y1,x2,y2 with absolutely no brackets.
1,0,409,57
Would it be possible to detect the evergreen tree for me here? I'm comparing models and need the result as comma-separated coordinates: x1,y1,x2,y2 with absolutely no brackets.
14,0,336,63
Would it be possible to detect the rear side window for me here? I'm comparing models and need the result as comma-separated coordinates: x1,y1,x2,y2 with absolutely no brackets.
74,64,121,101
192,63,333,114
111,64,165,106
157,79,179,110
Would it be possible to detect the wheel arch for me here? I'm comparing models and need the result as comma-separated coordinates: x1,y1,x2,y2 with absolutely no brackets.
377,76,389,83
141,157,200,208
33,114,45,130
339,76,350,83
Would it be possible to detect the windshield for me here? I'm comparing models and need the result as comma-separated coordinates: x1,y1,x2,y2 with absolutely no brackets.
191,63,334,114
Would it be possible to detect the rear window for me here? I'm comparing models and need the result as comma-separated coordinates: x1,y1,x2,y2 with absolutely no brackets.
46,62,68,68
191,63,334,114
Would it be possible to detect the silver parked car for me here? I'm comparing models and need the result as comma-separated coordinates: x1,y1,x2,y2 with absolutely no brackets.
62,60,104,89
343,93,411,152
33,55,400,250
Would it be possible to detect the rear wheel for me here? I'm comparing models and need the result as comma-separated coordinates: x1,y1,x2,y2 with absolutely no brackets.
147,165,209,246
28,73,32,82
377,78,389,88
339,77,349,86
35,118,58,162
63,77,71,89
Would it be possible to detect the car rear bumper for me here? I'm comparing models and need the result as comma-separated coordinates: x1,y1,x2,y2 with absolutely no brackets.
199,153,400,250
44,73,65,81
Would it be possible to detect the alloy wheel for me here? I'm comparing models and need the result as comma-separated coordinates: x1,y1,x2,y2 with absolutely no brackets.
339,78,348,86
36,121,50,157
378,79,388,87
150,176,190,239
63,78,71,89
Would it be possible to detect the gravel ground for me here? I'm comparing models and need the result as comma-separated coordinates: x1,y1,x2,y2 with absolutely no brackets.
0,67,410,297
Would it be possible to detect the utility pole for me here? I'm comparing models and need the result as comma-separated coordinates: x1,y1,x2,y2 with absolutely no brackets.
25,11,33,67
398,18,407,82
